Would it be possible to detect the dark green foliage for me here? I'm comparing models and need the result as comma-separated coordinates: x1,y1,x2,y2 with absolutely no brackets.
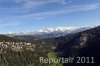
0,35,53,66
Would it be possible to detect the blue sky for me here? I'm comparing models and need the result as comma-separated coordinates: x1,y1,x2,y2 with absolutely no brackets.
0,0,100,33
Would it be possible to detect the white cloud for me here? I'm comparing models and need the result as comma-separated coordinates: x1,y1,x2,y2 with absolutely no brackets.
0,0,72,14
35,17,44,20
0,0,99,20
61,0,72,5
0,0,67,7
19,3,100,17
0,22,20,28
21,0,72,9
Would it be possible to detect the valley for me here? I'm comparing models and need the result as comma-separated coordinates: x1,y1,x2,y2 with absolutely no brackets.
0,26,100,66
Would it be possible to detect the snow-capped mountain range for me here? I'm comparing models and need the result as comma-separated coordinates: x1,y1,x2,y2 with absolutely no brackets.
6,26,95,35
4,25,97,40
6,26,79,35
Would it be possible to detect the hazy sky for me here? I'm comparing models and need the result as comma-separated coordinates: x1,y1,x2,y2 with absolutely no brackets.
0,0,100,33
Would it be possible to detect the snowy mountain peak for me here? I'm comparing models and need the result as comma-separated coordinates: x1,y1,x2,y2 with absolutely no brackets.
36,26,95,33
4,25,97,36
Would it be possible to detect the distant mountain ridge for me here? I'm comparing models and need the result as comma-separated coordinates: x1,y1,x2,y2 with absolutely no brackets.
4,26,96,40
